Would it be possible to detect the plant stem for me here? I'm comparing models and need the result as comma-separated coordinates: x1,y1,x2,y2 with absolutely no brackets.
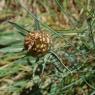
87,17,95,48
49,51,72,74
32,1,40,31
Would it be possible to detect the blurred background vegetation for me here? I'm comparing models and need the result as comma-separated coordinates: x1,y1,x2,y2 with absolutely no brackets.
0,0,95,95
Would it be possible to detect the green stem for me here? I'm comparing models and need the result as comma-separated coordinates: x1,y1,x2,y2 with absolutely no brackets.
34,14,41,31
49,51,72,74
87,18,95,48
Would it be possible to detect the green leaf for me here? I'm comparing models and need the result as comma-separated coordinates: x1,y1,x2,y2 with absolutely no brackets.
34,14,41,31
8,80,28,93
8,21,30,36
0,45,23,53
0,31,23,46
20,5,64,38
0,63,22,78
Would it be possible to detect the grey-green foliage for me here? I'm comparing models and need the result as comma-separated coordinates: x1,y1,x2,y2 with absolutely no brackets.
0,0,95,95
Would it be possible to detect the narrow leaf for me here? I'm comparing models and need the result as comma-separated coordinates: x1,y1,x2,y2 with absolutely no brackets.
19,4,64,38
0,46,23,53
8,21,30,36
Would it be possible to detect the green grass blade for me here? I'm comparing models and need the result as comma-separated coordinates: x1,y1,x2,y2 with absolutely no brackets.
0,45,23,53
19,4,64,38
8,21,30,36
